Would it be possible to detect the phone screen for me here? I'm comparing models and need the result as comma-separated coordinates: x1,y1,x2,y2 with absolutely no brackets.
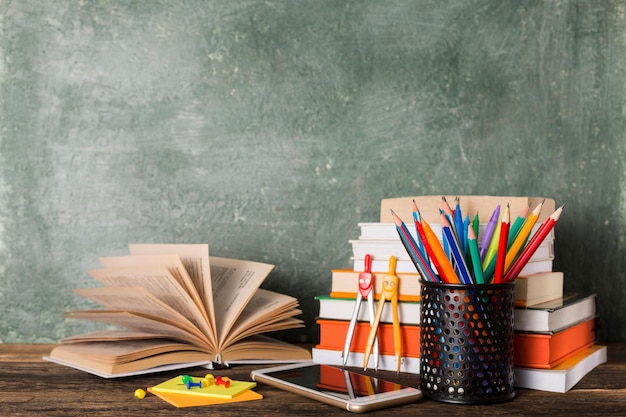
265,364,405,398
251,362,421,412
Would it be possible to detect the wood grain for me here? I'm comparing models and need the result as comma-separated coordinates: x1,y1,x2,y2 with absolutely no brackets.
0,343,624,416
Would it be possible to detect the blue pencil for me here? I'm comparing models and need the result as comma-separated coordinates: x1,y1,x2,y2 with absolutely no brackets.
411,208,428,264
392,210,438,282
440,214,472,284
462,214,470,256
454,197,465,256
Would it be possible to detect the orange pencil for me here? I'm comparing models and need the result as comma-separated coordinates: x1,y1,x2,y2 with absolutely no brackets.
420,217,460,284
493,204,510,284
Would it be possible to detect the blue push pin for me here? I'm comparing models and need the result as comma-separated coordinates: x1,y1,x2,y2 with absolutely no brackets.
181,375,204,389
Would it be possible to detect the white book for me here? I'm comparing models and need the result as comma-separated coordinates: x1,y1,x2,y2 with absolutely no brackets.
352,257,553,276
312,347,420,374
350,238,554,262
514,345,607,392
514,293,596,332
316,295,421,325
514,271,564,307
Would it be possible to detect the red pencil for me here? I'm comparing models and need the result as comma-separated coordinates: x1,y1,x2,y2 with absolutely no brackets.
504,205,564,282
493,204,510,284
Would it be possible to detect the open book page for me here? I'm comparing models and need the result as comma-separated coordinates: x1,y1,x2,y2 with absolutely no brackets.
225,318,304,348
52,338,212,364
220,289,303,347
87,265,215,346
65,310,213,349
73,286,216,351
220,335,311,362
128,244,216,336
61,330,175,343
98,254,210,327
208,257,274,344
47,339,214,377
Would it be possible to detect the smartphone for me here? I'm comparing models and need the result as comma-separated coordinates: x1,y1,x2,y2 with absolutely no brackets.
250,362,422,413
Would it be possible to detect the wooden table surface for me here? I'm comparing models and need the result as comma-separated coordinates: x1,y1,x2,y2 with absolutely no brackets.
1,343,625,416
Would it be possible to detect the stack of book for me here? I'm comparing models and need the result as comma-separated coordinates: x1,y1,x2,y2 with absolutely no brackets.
513,274,606,392
313,268,422,373
313,196,606,392
352,195,556,277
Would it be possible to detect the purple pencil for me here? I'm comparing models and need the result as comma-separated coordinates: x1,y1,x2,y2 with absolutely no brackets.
479,203,501,262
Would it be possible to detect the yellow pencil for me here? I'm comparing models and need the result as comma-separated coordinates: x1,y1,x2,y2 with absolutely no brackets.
503,200,544,274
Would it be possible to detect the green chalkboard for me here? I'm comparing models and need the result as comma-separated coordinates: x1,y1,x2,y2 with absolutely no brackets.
0,1,625,345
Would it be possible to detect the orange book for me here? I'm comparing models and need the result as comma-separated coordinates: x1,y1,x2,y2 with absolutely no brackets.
514,317,597,368
316,319,420,357
330,291,420,302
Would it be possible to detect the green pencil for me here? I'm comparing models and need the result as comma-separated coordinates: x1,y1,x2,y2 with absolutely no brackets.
467,225,484,284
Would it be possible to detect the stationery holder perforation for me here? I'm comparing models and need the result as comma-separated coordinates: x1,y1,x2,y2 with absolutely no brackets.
419,281,516,404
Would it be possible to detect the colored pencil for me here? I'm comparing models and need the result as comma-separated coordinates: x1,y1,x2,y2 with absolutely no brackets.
504,205,564,282
454,197,465,256
481,246,497,282
503,200,544,275
493,204,510,284
420,217,460,284
412,201,438,275
441,214,472,284
441,196,454,220
507,203,530,247
467,223,484,284
482,203,531,281
391,210,438,283
462,214,470,255
440,196,456,241
482,211,503,270
479,203,501,261
472,212,480,238
410,202,429,264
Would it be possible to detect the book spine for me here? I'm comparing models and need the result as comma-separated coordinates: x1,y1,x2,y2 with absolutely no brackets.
318,298,421,324
317,319,420,357
312,347,421,374
329,291,420,302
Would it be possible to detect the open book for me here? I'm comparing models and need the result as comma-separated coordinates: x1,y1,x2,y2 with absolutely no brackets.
45,244,311,377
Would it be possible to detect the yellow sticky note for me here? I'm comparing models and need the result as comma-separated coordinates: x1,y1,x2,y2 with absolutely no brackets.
147,387,263,408
150,375,256,399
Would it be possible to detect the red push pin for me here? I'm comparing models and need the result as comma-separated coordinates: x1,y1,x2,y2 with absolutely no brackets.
215,376,231,388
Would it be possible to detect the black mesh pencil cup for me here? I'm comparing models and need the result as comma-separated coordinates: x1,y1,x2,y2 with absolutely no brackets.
419,280,516,404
